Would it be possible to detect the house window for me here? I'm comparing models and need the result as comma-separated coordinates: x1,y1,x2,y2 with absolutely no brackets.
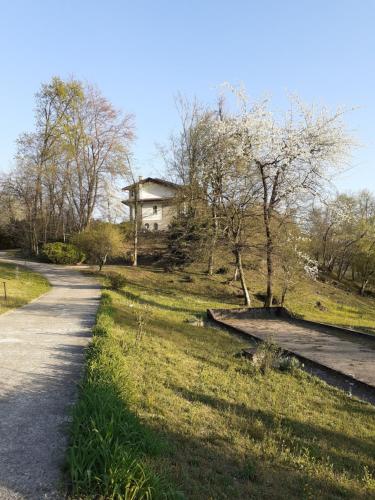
144,223,150,230
153,205,158,214
153,223,158,231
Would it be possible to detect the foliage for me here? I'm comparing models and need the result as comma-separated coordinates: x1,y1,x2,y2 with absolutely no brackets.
42,242,85,265
0,76,133,255
251,340,283,374
73,223,124,270
309,191,375,292
66,292,179,499
165,209,208,269
106,271,127,290
279,355,302,374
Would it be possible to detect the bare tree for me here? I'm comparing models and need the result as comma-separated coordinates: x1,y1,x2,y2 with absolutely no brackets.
3,77,134,253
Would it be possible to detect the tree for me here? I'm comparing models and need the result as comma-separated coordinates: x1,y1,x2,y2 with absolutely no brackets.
232,90,353,306
202,111,262,305
162,96,217,273
73,223,124,270
164,209,208,269
3,77,134,254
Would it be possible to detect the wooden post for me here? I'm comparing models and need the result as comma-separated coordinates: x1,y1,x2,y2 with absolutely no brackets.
3,281,7,301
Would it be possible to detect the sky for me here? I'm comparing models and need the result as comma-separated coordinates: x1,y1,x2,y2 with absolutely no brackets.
0,0,374,192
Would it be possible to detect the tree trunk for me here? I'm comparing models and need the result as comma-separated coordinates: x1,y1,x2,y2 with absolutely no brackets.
133,218,138,267
99,254,107,271
132,186,139,267
281,286,287,307
360,279,368,296
207,205,219,276
264,223,274,307
234,247,251,306
207,249,214,276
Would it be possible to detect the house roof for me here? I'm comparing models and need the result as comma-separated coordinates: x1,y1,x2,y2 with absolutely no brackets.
122,177,180,191
122,197,176,206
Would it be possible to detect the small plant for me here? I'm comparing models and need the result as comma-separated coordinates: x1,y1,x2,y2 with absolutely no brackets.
279,355,302,374
135,305,151,343
107,272,127,291
252,341,283,374
42,242,85,265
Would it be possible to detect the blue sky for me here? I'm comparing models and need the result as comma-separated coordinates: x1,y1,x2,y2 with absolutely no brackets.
0,0,374,191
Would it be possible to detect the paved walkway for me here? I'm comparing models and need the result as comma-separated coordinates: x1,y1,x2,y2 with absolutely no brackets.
214,312,375,388
0,255,100,499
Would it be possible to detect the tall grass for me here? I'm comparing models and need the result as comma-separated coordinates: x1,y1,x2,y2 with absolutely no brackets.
65,292,180,499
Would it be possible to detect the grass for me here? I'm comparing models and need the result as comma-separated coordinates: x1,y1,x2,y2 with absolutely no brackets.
67,264,375,499
0,262,50,314
279,275,375,334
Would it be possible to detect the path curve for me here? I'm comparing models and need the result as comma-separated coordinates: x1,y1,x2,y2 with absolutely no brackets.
0,254,101,499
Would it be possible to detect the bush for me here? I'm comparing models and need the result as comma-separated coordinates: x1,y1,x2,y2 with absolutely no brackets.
279,356,302,374
251,341,283,374
43,242,85,265
107,272,127,291
164,210,208,269
73,222,124,271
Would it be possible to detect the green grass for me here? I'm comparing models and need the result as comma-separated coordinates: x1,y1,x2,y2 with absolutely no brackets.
0,262,50,314
67,265,375,499
279,275,375,334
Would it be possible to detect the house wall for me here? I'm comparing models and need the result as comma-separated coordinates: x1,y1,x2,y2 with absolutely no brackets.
141,202,176,230
127,181,178,230
129,182,176,200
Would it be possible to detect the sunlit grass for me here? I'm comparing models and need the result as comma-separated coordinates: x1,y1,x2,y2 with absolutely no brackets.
68,264,375,499
0,262,50,314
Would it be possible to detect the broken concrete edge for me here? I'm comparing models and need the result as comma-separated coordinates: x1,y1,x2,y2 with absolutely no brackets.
206,307,375,405
207,306,375,343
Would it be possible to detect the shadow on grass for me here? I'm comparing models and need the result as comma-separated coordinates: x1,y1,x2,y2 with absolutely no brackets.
118,274,240,305
116,288,200,315
170,384,375,476
65,339,368,499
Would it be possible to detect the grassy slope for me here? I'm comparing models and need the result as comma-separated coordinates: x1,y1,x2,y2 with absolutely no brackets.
266,273,375,334
0,262,50,314
199,249,375,334
68,264,375,499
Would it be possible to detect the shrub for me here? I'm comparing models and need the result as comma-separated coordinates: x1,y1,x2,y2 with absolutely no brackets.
279,356,302,374
164,210,208,269
73,222,124,271
43,242,85,265
107,272,127,291
252,341,283,374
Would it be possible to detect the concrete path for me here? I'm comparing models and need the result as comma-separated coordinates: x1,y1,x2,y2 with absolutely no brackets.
0,255,100,499
218,314,375,388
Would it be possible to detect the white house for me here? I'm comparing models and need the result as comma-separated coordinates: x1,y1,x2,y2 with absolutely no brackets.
122,177,180,231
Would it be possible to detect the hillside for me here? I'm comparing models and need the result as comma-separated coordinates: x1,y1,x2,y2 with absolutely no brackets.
66,262,375,499
126,236,375,335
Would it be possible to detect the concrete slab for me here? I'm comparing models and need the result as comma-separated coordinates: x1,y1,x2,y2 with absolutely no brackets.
210,309,375,389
